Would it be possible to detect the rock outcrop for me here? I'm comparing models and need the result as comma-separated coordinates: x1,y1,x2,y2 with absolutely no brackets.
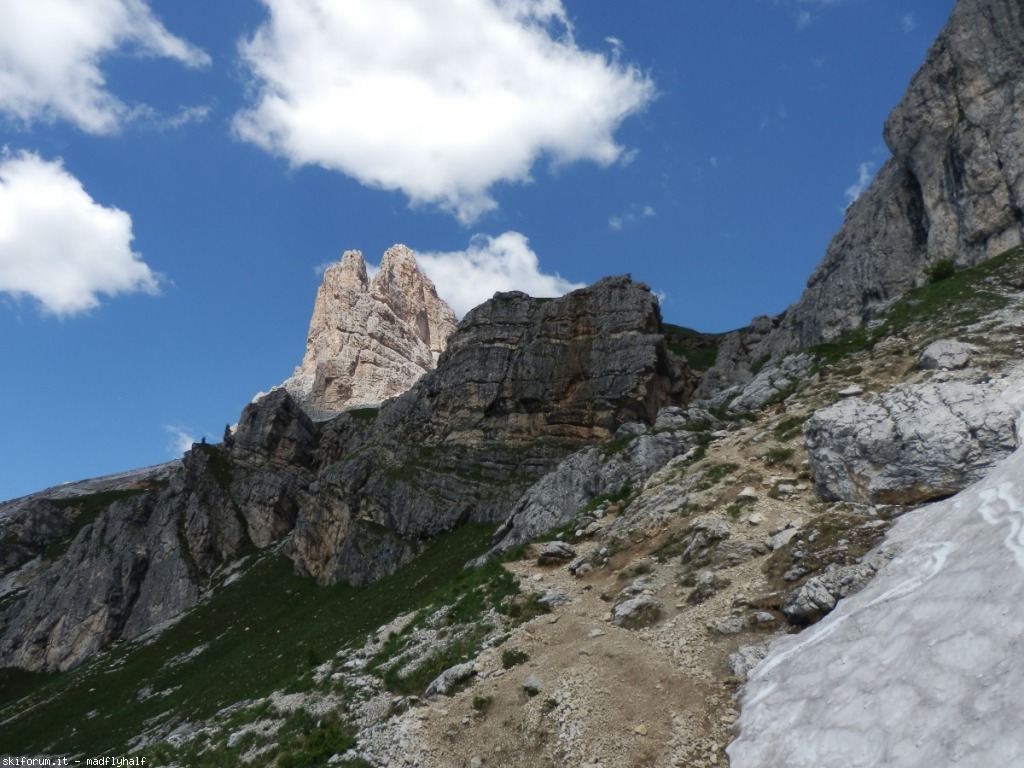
700,0,1024,391
477,423,699,562
0,449,247,672
804,376,1019,505
282,245,457,416
372,276,691,447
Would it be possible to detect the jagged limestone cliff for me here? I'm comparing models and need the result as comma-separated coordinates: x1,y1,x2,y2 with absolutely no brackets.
281,245,457,416
702,0,1024,393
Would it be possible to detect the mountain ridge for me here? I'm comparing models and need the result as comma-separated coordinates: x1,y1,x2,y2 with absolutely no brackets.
5,1,1024,764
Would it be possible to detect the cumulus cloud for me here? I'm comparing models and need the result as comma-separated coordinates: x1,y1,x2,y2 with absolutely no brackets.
402,232,584,317
844,161,877,207
233,0,655,223
0,150,159,315
0,0,210,134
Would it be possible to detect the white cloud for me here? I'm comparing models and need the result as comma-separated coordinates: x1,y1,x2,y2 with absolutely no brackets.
901,13,917,33
0,0,210,134
398,232,584,317
608,203,656,231
0,150,159,315
844,161,877,207
164,424,198,456
233,0,655,223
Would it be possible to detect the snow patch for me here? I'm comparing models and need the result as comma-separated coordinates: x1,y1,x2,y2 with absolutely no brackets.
729,378,1024,766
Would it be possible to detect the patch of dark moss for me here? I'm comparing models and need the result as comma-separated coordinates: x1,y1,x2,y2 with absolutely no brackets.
347,407,379,421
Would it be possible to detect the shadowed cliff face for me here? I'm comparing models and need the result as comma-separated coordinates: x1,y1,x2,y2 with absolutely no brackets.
701,0,1024,392
0,277,688,671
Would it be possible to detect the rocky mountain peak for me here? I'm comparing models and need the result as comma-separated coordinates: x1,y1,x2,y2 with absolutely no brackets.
328,249,370,292
700,0,1024,393
281,244,458,416
370,244,452,364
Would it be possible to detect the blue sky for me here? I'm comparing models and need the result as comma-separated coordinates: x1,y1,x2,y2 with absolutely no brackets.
0,0,957,501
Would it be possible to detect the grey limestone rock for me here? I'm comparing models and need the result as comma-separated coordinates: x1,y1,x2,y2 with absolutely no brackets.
919,339,972,370
782,563,877,625
424,661,477,699
693,316,779,400
0,493,196,672
612,595,663,629
537,541,576,565
805,378,1018,504
729,644,769,681
0,438,308,672
727,354,813,414
715,617,745,635
374,275,690,447
478,429,697,562
538,588,569,608
232,388,318,468
688,569,728,604
0,498,70,580
678,517,731,566
698,0,1024,393
770,528,801,552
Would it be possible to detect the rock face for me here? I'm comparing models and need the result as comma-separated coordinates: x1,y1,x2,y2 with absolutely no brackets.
478,424,698,562
282,245,457,416
700,0,1024,389
0,393,319,672
0,276,688,670
804,377,1019,505
0,451,242,672
373,276,690,446
289,276,692,585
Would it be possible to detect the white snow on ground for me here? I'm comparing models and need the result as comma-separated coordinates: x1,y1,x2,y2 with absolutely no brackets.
728,377,1024,767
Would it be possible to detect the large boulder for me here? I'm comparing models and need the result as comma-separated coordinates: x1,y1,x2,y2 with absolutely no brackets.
804,378,1018,504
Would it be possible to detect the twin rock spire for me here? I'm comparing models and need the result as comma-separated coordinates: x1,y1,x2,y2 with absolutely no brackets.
281,245,458,416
